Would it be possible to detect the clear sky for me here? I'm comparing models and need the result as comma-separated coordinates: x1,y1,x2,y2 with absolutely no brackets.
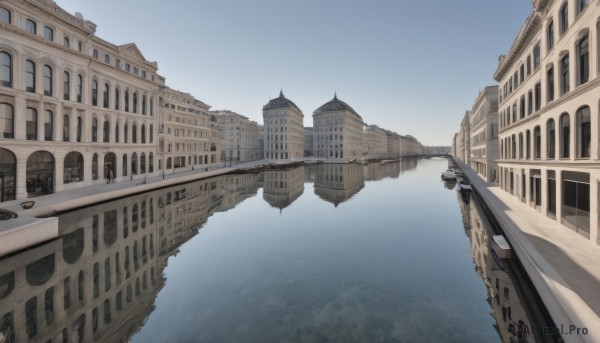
56,0,533,146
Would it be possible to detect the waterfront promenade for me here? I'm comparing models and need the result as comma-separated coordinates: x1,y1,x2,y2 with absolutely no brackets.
457,161,600,343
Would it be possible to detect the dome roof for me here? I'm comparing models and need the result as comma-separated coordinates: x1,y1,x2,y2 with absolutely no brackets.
314,93,361,119
263,90,302,112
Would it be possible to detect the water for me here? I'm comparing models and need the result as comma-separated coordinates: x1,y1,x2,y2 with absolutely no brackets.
0,158,548,342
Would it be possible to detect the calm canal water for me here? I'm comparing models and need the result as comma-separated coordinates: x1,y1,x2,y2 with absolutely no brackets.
0,158,549,342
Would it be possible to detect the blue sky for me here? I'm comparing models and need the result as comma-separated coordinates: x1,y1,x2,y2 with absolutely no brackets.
57,0,532,146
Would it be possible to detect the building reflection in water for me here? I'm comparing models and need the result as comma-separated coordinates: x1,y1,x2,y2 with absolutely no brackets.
363,158,417,181
262,167,305,211
0,161,427,343
0,174,261,343
314,164,364,207
457,191,539,342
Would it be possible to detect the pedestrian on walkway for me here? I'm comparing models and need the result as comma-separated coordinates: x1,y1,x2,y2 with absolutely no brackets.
107,169,113,183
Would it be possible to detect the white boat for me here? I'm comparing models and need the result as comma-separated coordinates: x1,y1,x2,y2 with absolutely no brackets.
441,169,456,180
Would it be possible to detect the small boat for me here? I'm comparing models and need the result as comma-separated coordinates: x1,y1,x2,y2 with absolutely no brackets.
441,169,456,180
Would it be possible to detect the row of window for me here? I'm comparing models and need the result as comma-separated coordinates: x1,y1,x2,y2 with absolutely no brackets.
0,51,154,115
501,106,591,160
500,34,590,129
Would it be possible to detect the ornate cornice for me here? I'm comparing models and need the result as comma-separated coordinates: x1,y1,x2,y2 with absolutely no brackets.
494,12,541,82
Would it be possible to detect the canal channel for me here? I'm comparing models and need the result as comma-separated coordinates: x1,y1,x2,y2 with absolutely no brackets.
0,158,560,342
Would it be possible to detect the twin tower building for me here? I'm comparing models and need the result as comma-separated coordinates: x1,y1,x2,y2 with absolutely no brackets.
263,90,419,161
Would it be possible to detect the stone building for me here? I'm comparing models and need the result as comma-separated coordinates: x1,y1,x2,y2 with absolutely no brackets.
158,87,220,173
262,90,304,161
313,94,364,160
469,86,499,183
495,0,600,243
399,135,423,156
363,124,388,159
314,164,364,206
213,110,261,163
0,0,161,202
303,127,314,157
386,130,401,158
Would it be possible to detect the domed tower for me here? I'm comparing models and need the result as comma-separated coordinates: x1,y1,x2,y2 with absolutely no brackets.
312,93,364,160
262,90,304,160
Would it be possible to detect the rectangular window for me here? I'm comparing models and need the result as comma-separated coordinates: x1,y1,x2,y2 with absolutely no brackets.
560,3,569,34
78,41,83,52
64,37,70,48
526,55,531,75
548,171,556,217
560,54,570,94
104,54,110,64
577,36,589,85
547,66,555,102
519,64,524,82
533,45,541,69
527,91,533,115
534,83,541,111
562,171,590,237
547,19,554,51
63,114,69,142
116,59,121,68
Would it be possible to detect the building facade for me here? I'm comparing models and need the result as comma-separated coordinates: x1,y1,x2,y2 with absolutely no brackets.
262,91,304,161
158,87,220,173
363,124,388,159
469,86,499,183
213,110,261,163
313,94,364,160
495,0,600,244
303,127,314,157
0,0,162,202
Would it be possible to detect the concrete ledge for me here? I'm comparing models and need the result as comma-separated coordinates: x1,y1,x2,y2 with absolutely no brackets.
456,160,600,343
0,217,58,257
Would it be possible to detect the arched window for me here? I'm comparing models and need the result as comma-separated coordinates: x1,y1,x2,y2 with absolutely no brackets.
124,122,128,143
115,122,119,143
103,120,110,143
91,80,98,106
26,151,54,197
140,152,146,174
44,110,53,141
132,123,137,143
0,147,16,202
576,36,589,85
92,118,98,142
0,6,11,24
76,74,82,103
560,53,570,95
576,106,591,158
149,124,153,143
547,119,555,159
104,153,116,181
560,113,570,158
25,60,35,93
547,18,554,51
0,51,12,87
43,65,52,96
142,94,146,115
0,103,14,138
534,126,541,159
124,90,129,112
166,157,172,169
25,19,36,34
115,87,120,110
526,130,531,159
122,154,128,176
132,204,138,232
63,71,70,100
559,2,568,34
92,153,98,180
26,107,37,140
132,92,138,113
149,152,153,173
131,153,138,175
103,83,109,108
63,152,83,184
141,124,146,144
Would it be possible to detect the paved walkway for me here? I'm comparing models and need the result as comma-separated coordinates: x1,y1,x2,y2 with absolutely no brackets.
0,160,275,218
457,161,600,343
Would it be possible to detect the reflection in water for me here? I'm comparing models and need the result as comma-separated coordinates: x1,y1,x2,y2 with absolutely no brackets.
263,167,304,210
314,164,364,207
0,159,550,343
457,191,549,342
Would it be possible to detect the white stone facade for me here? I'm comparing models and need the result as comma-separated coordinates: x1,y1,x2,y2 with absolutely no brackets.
0,0,162,202
363,124,388,159
213,110,261,163
313,94,364,160
262,91,304,161
495,0,600,244
158,87,220,173
469,86,499,183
